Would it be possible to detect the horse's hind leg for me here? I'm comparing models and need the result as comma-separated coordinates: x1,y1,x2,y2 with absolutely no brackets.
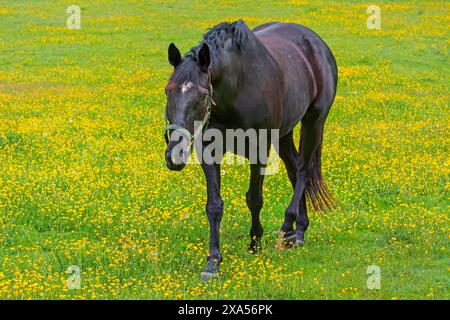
246,163,265,253
296,194,309,245
279,104,330,247
278,131,299,188
278,131,309,246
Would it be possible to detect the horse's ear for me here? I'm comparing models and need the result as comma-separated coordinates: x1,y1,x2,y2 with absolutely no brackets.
197,43,211,72
168,43,182,67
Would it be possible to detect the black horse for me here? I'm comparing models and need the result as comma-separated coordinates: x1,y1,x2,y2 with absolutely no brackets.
164,20,337,280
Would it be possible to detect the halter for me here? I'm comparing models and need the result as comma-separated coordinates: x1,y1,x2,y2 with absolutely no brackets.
164,70,216,152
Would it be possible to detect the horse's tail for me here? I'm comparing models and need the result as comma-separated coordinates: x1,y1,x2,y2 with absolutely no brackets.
304,141,335,212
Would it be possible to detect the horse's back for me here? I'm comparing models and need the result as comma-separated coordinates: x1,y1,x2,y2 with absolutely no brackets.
253,22,337,135
253,22,337,82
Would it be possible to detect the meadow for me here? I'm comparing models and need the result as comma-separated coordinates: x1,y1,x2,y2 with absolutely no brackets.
0,0,448,299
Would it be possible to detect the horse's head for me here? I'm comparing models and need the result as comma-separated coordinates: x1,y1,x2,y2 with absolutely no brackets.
164,42,213,171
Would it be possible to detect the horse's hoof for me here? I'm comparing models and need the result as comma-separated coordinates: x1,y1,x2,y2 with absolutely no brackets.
200,271,219,281
247,242,261,254
247,247,260,255
200,259,220,281
295,232,306,246
276,231,297,250
247,247,259,254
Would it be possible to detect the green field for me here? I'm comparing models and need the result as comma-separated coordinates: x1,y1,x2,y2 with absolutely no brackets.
0,1,448,299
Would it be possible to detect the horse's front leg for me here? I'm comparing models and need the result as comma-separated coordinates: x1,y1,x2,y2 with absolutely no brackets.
246,163,265,253
200,162,224,281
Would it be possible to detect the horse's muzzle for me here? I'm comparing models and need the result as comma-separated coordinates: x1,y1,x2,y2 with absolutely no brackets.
165,140,189,171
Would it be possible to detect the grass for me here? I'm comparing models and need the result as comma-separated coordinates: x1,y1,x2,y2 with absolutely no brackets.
0,0,448,299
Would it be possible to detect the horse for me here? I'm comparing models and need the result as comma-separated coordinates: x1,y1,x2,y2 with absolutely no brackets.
164,20,337,280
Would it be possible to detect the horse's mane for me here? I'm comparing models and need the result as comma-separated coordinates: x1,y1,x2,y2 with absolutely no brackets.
170,20,251,84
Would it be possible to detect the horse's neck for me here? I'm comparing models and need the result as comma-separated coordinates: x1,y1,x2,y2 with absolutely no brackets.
212,38,274,110
212,37,265,104
211,59,238,107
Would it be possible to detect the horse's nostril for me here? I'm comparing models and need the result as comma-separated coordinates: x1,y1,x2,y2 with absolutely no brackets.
166,160,185,171
165,150,187,171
